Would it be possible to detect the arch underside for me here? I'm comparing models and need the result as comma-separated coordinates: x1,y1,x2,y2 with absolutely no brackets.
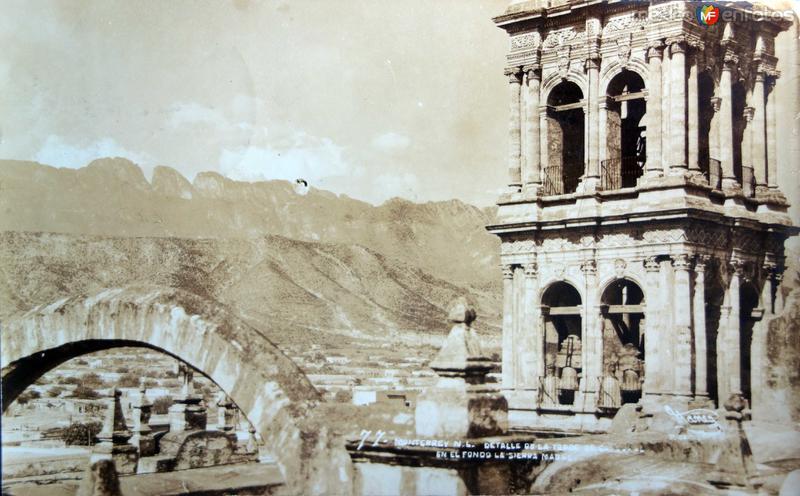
1,285,351,495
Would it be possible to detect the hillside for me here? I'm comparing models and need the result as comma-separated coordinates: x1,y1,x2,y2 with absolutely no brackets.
0,232,502,348
0,159,500,289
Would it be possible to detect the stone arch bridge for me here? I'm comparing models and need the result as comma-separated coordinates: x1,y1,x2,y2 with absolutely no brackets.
1,285,351,495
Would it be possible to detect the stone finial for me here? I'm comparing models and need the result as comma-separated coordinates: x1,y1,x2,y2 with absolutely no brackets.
415,297,507,438
708,392,759,489
429,298,490,379
447,297,476,325
91,389,138,475
97,388,131,443
77,459,122,496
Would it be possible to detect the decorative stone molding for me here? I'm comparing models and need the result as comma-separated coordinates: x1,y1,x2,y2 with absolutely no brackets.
511,32,541,50
557,46,572,79
586,17,601,38
730,258,747,277
695,254,711,272
524,65,542,80
524,262,538,278
613,259,627,278
646,41,664,61
666,36,686,55
502,264,514,280
505,67,523,83
672,253,692,271
580,259,597,275
616,34,633,65
543,26,585,50
602,11,648,37
501,239,535,255
644,256,660,272
649,3,683,23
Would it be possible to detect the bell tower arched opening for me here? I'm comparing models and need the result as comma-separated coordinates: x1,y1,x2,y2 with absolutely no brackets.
541,281,582,406
544,82,585,195
600,279,645,406
602,71,647,190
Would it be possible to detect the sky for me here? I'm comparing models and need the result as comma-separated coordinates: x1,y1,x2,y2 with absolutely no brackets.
2,1,798,210
0,0,511,206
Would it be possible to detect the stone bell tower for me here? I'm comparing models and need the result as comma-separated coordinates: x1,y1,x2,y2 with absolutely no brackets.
487,0,797,432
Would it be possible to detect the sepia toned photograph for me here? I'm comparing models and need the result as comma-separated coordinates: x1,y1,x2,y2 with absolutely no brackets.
1,1,799,495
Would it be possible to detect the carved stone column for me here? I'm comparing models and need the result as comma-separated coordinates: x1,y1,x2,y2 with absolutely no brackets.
523,262,540,390
598,99,608,167
742,106,755,168
645,42,664,176
774,270,784,314
539,106,549,180
742,106,755,196
524,67,542,191
766,75,779,189
579,260,600,411
506,68,523,191
693,255,710,400
584,58,601,190
668,38,687,170
643,257,662,400
719,53,738,190
687,49,700,172
720,260,745,401
501,264,515,389
672,254,693,399
661,43,671,172
752,72,767,191
709,97,721,166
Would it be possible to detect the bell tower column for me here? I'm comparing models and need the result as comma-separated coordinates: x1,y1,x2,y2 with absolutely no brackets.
506,68,523,192
645,42,664,177
501,264,515,389
693,255,710,401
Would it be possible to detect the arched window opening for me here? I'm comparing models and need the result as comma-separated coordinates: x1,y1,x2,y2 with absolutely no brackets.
599,278,645,408
541,281,583,406
602,71,647,190
544,82,585,195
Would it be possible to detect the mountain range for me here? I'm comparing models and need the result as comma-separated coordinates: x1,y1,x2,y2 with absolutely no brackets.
0,158,503,346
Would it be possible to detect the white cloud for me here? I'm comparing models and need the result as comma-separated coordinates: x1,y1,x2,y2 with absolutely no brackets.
167,102,229,130
219,132,356,183
34,135,153,170
373,171,419,202
371,132,410,151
